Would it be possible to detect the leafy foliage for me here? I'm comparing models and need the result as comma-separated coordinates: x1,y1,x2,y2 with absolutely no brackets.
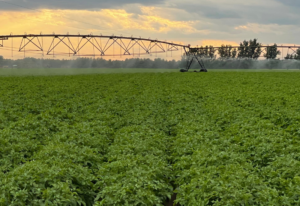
264,44,281,59
191,46,216,59
238,39,262,59
217,45,237,59
0,56,3,67
1,72,300,205
285,48,300,60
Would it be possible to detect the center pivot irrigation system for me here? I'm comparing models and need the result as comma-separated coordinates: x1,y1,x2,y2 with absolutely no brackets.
0,33,207,72
2,34,300,72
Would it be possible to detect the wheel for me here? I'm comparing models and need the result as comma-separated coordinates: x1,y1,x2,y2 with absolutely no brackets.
180,69,188,72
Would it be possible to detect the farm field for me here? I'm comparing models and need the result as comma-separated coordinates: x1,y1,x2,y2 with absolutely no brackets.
1,68,300,77
0,68,178,76
1,72,300,205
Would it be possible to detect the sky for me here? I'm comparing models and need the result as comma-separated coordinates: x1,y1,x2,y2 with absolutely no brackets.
0,0,298,59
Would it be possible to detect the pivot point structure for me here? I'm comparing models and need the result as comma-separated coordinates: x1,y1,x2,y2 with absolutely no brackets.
180,46,207,72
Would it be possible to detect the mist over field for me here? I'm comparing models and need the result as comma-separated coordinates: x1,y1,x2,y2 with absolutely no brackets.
203,59,300,70
2,56,300,71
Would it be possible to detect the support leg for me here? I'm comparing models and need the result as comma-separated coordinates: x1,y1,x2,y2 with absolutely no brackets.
181,53,193,72
194,54,207,72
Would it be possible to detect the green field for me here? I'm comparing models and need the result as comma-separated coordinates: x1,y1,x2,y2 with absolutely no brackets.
0,68,300,76
1,72,300,205
0,68,178,76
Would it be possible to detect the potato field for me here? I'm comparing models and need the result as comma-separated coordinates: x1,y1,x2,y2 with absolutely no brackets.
1,72,300,205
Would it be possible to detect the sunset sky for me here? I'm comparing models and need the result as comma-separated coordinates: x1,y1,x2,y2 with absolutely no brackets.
0,0,298,59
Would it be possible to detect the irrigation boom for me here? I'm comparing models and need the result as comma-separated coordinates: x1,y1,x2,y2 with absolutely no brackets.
1,34,300,72
0,33,207,72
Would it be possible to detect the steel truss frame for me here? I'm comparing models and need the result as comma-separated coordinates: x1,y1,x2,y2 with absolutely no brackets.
0,34,185,57
286,47,298,56
0,37,8,47
5,34,299,72
0,33,209,71
181,48,207,72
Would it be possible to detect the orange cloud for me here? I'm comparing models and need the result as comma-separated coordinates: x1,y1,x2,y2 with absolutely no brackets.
199,39,239,47
0,8,206,59
0,8,204,35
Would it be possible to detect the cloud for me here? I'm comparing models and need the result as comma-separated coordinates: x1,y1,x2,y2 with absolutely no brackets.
166,0,298,26
200,40,239,47
275,0,300,7
0,8,202,36
1,0,300,59
175,4,241,19
234,23,291,35
0,0,165,11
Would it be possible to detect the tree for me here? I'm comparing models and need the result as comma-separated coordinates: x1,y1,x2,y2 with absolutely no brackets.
285,54,295,60
200,46,216,59
264,44,281,59
197,46,205,56
0,56,3,67
293,48,300,60
218,45,236,59
238,39,262,59
91,59,98,68
232,48,237,58
208,46,216,59
190,45,216,59
195,46,208,57
218,45,227,58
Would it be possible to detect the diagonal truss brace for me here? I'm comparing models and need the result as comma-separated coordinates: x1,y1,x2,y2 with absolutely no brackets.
2,34,187,57
73,37,168,56
167,44,179,52
287,47,298,56
47,36,76,55
0,37,8,47
19,37,43,52
181,48,207,72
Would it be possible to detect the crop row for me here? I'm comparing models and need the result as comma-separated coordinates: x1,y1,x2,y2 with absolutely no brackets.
172,74,300,205
0,74,176,205
1,72,300,205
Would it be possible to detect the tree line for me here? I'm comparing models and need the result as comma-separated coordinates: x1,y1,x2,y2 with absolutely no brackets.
1,39,300,69
192,39,300,60
1,56,300,70
0,56,185,69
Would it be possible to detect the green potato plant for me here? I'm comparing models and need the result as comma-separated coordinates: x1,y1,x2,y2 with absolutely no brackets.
1,72,300,205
